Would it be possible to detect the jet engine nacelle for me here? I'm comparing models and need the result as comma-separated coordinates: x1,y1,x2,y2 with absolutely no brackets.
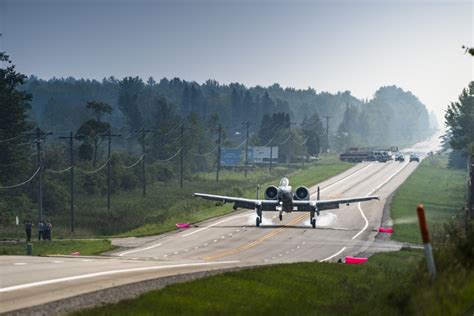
264,185,278,200
294,186,310,200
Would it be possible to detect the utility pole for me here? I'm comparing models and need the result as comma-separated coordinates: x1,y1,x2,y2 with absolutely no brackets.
58,132,83,233
30,128,52,224
104,130,121,210
288,122,296,166
180,124,190,188
242,121,254,178
269,140,273,172
136,128,153,197
216,124,222,183
324,116,331,155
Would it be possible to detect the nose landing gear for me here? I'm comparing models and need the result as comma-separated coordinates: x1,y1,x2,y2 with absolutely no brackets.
256,206,263,227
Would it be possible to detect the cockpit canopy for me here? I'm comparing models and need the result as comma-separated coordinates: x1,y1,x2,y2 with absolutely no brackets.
279,177,290,187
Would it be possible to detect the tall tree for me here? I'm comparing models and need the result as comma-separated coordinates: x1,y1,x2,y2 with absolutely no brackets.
77,101,112,166
0,52,33,183
445,81,474,154
118,76,144,130
302,112,323,156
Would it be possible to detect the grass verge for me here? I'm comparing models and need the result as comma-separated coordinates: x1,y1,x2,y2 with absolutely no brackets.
0,239,115,256
75,250,426,316
390,155,467,243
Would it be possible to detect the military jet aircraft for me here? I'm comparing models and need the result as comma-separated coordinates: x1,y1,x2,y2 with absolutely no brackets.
194,177,379,228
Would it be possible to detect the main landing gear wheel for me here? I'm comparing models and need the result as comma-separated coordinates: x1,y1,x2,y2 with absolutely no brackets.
311,218,316,228
256,217,261,227
279,213,283,221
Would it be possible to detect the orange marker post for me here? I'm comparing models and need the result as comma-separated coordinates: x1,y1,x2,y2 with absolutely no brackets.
416,204,436,277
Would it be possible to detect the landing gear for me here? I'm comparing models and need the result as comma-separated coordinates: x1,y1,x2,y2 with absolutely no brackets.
310,210,316,229
279,211,283,221
256,206,263,228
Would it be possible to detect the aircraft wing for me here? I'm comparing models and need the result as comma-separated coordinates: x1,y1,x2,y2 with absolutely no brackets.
194,193,278,210
316,196,379,211
291,196,378,211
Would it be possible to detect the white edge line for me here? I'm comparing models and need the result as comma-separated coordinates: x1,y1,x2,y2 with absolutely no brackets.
0,261,240,293
321,247,346,262
181,212,253,237
352,162,411,241
117,243,162,257
321,161,412,260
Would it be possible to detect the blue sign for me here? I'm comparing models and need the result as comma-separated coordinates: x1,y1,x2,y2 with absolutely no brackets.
220,148,243,166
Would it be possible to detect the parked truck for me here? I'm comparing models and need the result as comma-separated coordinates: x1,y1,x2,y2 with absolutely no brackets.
339,147,396,163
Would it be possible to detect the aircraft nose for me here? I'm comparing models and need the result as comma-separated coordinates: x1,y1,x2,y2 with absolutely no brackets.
281,191,292,201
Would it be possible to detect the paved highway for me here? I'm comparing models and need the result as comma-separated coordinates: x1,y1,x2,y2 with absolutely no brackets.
0,134,442,314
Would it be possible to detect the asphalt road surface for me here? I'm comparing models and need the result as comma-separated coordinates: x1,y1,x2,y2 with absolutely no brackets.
0,133,442,314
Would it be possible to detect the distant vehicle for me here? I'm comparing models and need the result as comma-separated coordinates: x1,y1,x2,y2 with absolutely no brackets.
395,153,405,162
371,151,391,163
194,177,378,228
339,151,370,163
340,147,395,163
409,154,420,162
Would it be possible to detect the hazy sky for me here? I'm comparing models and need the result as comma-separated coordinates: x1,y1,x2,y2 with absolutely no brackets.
0,0,472,123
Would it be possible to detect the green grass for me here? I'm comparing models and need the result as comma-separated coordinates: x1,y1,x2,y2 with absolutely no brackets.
390,155,467,243
0,239,115,256
75,250,426,316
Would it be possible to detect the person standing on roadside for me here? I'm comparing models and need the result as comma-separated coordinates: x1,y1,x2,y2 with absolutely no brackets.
24,220,33,242
38,221,44,241
45,220,52,241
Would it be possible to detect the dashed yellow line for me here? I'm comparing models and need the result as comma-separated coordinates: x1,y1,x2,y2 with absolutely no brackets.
203,213,308,261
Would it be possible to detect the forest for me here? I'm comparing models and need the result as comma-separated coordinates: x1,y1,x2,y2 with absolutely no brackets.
24,75,436,151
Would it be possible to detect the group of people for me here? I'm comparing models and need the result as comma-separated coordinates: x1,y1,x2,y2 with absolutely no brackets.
24,220,53,241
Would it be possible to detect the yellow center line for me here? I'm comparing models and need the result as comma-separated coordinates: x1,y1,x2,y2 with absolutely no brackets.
203,213,309,261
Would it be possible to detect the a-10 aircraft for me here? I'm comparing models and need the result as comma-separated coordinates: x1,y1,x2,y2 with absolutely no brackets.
194,177,379,228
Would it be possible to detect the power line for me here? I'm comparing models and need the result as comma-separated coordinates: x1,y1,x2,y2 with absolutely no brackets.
150,147,182,162
0,133,27,143
76,158,110,174
0,166,41,189
180,124,191,188
122,154,145,169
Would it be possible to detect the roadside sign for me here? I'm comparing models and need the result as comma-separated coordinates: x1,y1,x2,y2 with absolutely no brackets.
251,146,278,164
220,148,243,166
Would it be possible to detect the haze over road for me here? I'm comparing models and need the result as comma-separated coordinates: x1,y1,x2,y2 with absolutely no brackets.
0,134,442,314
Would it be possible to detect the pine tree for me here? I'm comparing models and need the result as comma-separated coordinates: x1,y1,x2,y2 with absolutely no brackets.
445,81,474,154
0,52,33,183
